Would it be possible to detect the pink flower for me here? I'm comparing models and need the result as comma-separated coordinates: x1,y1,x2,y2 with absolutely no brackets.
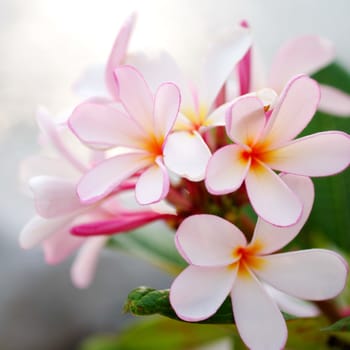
170,175,348,350
69,65,181,205
205,75,350,226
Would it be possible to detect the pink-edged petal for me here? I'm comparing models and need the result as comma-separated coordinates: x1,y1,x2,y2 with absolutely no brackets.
205,101,232,127
77,153,149,203
199,25,252,108
71,236,108,288
29,176,84,218
225,95,266,147
114,65,153,132
43,229,83,264
153,82,180,138
266,131,350,176
69,102,144,149
135,158,170,205
263,284,320,318
269,36,335,92
170,265,237,321
253,249,348,300
262,75,320,147
163,131,211,181
206,144,250,195
245,162,302,226
318,84,350,117
105,13,136,98
19,215,74,249
232,268,287,350
250,174,314,254
175,214,247,266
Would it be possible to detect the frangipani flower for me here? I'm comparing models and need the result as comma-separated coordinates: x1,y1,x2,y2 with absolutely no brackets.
70,65,181,205
170,174,348,350
206,74,350,226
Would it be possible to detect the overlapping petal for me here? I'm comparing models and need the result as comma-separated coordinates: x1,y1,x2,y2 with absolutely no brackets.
175,214,247,266
170,265,237,321
318,84,350,117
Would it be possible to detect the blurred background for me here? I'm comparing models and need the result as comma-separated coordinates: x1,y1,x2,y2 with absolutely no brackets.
1,0,349,349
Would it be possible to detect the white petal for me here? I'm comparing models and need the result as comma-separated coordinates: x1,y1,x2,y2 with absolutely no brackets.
232,268,287,350
245,162,302,227
163,131,211,181
253,250,348,300
77,153,149,203
170,265,237,321
205,101,232,127
176,214,247,266
135,158,170,205
319,84,350,117
266,132,350,176
205,145,250,195
250,174,314,254
71,236,108,289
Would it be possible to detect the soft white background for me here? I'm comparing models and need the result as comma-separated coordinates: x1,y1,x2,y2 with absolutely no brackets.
0,1,349,349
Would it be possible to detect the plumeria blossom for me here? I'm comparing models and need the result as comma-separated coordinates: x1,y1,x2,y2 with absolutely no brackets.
20,107,172,288
69,65,181,205
170,174,348,350
206,74,350,226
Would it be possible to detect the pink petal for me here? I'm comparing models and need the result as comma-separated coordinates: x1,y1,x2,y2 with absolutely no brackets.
262,75,320,147
114,65,153,132
71,236,108,288
153,82,180,138
266,131,350,176
135,158,170,205
263,284,320,318
245,162,302,226
232,268,287,350
170,265,237,321
318,84,350,117
43,229,83,264
225,95,266,147
163,131,211,181
250,174,314,254
77,153,149,203
253,249,348,300
105,13,136,98
205,144,250,195
199,25,251,108
69,102,144,149
175,214,247,266
29,176,84,218
269,36,335,92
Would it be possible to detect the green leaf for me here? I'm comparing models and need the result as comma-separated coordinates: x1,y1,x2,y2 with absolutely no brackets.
107,223,187,274
322,316,350,332
79,317,232,350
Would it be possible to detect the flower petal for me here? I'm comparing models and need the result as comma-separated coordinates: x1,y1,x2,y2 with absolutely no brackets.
205,101,232,127
250,174,314,254
69,102,144,149
114,65,153,132
71,236,108,288
77,153,149,203
135,158,170,205
29,176,84,218
175,214,247,266
245,162,302,226
205,144,250,195
170,265,237,321
266,131,350,176
262,75,320,147
232,268,287,350
199,25,251,108
105,13,136,98
163,131,211,181
269,36,335,92
153,82,180,138
225,95,266,147
253,250,348,300
318,84,350,117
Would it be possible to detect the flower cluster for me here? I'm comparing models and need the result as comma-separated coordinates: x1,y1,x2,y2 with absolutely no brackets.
20,14,350,349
